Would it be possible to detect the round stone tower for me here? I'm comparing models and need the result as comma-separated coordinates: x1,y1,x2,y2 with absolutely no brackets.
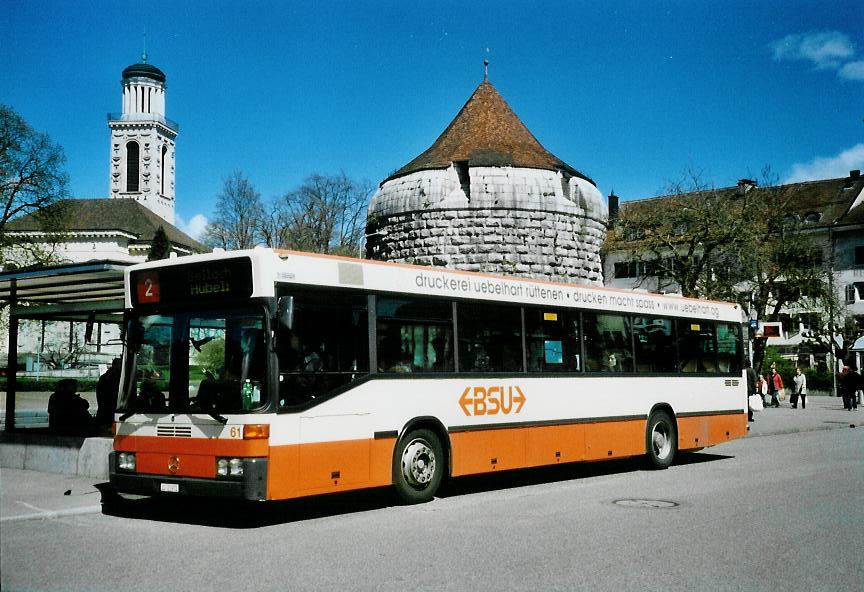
366,76,607,284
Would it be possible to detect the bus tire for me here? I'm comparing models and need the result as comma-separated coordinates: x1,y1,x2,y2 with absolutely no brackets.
645,410,677,470
393,428,444,504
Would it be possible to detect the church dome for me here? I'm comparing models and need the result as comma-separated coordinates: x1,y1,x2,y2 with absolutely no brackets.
122,62,166,84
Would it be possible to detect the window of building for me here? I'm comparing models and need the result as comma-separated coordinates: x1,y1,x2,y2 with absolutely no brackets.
161,145,168,196
376,297,453,373
457,302,523,372
847,284,858,304
584,313,634,373
126,141,140,192
525,308,581,372
614,261,642,279
855,246,864,267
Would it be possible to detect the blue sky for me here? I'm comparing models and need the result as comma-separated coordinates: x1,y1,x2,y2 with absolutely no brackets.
3,0,863,239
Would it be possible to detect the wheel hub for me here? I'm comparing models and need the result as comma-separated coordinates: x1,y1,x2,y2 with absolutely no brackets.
401,439,436,488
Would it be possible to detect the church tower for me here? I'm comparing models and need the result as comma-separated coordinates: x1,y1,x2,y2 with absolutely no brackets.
108,55,178,224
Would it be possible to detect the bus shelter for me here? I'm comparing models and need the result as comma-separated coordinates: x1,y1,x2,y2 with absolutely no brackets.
0,260,130,431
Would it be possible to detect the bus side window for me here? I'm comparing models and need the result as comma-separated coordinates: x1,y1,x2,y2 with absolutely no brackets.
677,320,717,374
376,297,453,373
525,309,580,373
584,313,634,373
457,302,523,373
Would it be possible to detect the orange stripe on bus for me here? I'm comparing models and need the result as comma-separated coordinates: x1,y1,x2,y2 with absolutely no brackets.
114,412,746,500
678,413,747,450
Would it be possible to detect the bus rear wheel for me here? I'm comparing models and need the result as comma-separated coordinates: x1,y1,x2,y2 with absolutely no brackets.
393,428,444,504
645,410,677,470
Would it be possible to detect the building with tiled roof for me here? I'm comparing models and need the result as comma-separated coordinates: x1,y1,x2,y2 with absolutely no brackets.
4,198,206,263
366,72,607,284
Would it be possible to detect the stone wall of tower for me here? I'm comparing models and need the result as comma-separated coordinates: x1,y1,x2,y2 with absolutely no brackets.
366,165,608,284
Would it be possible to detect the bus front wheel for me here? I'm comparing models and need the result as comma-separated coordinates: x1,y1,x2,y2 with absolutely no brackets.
393,428,444,504
645,410,677,470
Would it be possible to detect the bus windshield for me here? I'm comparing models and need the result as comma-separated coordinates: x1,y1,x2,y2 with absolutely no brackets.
119,307,268,415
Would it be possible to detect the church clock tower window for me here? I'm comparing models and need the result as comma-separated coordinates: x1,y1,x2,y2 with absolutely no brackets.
126,141,140,192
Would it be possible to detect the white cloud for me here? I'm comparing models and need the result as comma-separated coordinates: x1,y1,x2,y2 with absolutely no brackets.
176,213,209,240
839,60,864,81
785,144,864,184
771,31,855,69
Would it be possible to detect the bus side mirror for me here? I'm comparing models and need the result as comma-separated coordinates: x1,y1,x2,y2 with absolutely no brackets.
278,296,294,330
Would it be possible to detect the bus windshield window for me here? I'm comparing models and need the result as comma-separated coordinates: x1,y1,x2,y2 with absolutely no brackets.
584,313,634,373
377,297,453,373
278,290,369,409
119,308,267,414
457,303,523,372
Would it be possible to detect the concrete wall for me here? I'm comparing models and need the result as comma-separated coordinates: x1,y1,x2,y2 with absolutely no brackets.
0,433,112,479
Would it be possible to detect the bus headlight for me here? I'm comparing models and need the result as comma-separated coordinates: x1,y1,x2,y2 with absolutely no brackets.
216,458,244,478
118,452,136,471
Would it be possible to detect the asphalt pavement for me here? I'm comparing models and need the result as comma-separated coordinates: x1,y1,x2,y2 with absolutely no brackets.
1,394,860,524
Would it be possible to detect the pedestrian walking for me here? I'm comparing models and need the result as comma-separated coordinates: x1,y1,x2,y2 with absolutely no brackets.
792,367,807,409
768,366,783,408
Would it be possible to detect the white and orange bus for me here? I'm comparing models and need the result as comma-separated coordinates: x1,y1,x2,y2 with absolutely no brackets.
109,248,747,504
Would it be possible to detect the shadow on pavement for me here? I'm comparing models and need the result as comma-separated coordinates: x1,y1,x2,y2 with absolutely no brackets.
95,451,733,528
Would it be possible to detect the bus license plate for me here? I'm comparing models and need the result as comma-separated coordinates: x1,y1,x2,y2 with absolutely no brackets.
160,483,179,493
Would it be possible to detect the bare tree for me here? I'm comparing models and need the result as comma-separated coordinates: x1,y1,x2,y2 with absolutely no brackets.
267,173,372,256
202,171,264,249
0,104,69,268
606,167,746,299
606,167,834,373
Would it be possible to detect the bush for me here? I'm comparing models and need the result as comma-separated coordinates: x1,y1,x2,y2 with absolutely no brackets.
0,377,98,392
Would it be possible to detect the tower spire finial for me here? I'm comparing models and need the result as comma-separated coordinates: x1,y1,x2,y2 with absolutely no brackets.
483,58,489,81
142,29,147,63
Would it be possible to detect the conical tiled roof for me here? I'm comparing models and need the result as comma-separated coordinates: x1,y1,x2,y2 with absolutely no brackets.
385,80,594,185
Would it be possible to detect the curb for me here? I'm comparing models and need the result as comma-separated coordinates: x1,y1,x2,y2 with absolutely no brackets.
0,504,103,523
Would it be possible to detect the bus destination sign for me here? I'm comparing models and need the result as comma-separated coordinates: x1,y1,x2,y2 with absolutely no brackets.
131,257,253,305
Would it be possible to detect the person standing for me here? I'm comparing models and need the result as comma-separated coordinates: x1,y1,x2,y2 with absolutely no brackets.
745,361,757,422
839,366,858,411
792,367,807,409
95,358,122,428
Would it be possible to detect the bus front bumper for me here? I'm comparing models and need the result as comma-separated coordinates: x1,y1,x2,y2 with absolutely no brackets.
108,453,268,501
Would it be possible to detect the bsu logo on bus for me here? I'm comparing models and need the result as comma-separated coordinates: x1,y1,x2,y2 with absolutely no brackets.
459,386,526,417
